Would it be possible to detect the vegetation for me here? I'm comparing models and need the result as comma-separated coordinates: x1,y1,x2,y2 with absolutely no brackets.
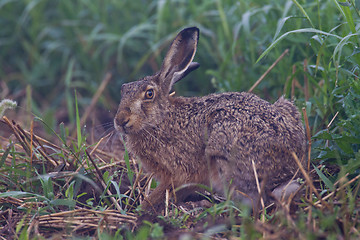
0,0,360,239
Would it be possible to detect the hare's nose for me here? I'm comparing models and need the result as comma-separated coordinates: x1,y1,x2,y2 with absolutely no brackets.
114,114,131,133
114,116,128,128
120,118,129,127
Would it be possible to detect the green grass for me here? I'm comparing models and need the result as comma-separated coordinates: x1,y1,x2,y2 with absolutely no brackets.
1,0,360,239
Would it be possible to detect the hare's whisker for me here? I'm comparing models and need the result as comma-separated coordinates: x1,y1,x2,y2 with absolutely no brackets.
96,125,115,139
104,130,115,145
92,121,114,131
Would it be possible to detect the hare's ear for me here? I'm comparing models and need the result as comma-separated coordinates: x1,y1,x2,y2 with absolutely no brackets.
159,27,199,93
172,62,200,85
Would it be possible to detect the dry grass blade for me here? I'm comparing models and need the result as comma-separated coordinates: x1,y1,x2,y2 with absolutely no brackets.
301,108,311,173
0,115,144,237
85,150,123,212
1,116,59,167
251,159,265,222
32,209,136,235
292,152,330,210
305,173,360,211
0,185,137,238
248,49,289,93
327,111,339,129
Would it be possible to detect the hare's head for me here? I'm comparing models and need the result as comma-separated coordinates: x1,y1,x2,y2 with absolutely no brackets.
114,27,200,134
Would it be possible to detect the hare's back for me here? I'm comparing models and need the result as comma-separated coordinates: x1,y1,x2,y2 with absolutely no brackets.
203,91,305,161
204,92,301,131
202,92,306,189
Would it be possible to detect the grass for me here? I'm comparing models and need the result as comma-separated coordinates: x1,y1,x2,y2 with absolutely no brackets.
1,0,360,239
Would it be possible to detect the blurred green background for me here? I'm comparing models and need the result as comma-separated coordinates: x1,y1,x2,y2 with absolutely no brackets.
0,0,319,122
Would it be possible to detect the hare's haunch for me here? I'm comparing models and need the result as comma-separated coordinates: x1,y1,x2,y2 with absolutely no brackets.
114,27,306,210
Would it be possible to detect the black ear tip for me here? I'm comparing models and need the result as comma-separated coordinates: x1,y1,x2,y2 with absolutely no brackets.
181,27,200,38
189,62,200,70
185,26,199,32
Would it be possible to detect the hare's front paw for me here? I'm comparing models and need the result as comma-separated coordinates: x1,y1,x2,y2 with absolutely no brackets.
140,183,170,213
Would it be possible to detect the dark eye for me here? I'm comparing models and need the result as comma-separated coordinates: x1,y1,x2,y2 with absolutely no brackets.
145,89,154,99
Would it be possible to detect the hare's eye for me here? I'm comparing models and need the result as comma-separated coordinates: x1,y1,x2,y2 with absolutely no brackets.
145,89,154,99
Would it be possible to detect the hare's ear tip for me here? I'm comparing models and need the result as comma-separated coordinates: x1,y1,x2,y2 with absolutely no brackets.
182,26,200,34
188,26,199,31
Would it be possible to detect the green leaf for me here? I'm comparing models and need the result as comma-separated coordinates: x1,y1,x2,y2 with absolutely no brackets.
16,214,27,235
315,148,339,160
65,181,75,199
103,171,110,183
150,223,164,239
343,153,360,174
50,199,76,208
333,33,360,65
135,225,151,240
59,122,66,144
38,174,54,200
313,164,334,191
337,0,356,34
291,0,314,28
110,180,127,214
336,140,354,154
312,129,333,140
123,144,133,185
0,191,48,201
256,28,341,63
65,59,75,123
216,0,231,42
338,1,351,7
0,144,12,168
74,90,82,150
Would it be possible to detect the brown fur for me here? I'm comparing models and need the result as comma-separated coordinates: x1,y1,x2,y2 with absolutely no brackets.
114,27,306,210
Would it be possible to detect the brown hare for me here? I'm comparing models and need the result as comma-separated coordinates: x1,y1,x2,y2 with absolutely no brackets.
114,27,306,211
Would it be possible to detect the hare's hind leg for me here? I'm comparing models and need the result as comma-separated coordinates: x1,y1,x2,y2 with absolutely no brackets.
204,131,261,206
